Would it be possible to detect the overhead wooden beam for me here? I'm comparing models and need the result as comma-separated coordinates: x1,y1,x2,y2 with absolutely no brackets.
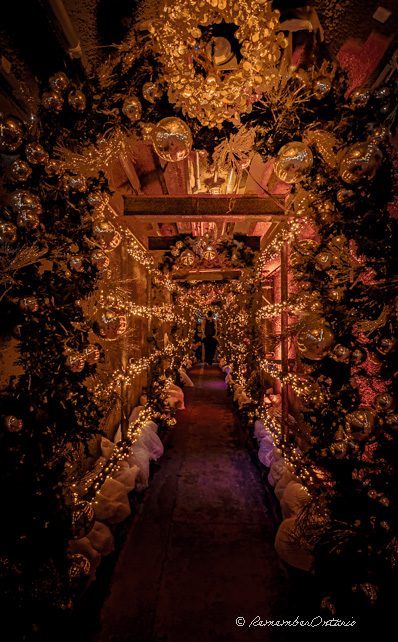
148,234,260,251
124,195,287,222
173,269,242,281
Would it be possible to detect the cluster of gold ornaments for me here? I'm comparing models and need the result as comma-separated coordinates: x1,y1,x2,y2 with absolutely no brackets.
147,0,287,127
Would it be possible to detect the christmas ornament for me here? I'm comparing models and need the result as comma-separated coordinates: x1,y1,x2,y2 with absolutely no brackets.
71,500,95,539
41,90,63,112
65,352,85,373
297,317,335,360
367,125,390,145
69,255,84,272
44,159,63,177
345,408,378,441
274,142,313,184
290,239,317,266
49,71,70,92
64,174,87,192
93,220,121,250
0,114,23,153
16,211,40,230
0,220,18,244
9,190,42,217
93,308,127,340
19,296,39,312
304,384,325,407
4,415,23,432
312,76,332,100
374,393,395,412
180,249,195,266
203,244,217,261
373,87,389,100
122,95,142,122
175,241,184,249
385,414,398,430
332,344,351,362
83,344,100,365
314,251,333,270
331,441,349,459
350,88,370,108
339,142,383,185
87,192,108,212
350,347,367,365
140,123,154,141
9,159,32,182
376,336,396,355
336,188,355,204
68,554,90,583
25,142,49,165
152,117,193,163
68,89,87,111
142,81,163,103
91,249,109,270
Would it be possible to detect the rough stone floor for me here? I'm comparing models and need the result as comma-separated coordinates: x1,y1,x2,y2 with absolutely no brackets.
92,365,301,642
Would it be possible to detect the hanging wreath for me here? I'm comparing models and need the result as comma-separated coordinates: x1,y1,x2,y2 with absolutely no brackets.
147,0,287,127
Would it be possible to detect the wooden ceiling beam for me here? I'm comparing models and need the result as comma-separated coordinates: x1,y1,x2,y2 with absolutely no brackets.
148,235,260,250
124,195,287,222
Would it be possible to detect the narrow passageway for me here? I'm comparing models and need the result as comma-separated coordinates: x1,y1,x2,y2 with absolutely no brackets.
94,365,293,642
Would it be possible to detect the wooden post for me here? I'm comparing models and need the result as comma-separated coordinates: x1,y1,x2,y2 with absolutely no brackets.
280,236,289,444
120,242,129,440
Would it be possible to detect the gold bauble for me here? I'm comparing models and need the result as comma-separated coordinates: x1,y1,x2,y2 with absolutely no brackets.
312,76,332,100
374,393,395,412
297,317,335,360
180,249,195,266
25,142,49,165
122,95,142,122
274,142,313,184
350,88,370,108
345,408,378,441
71,500,95,539
65,352,85,373
152,117,192,162
332,344,351,362
339,142,383,185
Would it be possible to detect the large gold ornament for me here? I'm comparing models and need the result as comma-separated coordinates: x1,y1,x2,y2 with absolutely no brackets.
0,114,24,153
152,117,192,162
93,308,127,340
25,142,49,165
9,159,32,182
122,95,142,122
297,316,335,360
0,220,18,244
345,408,378,441
65,352,85,373
9,190,42,217
71,500,95,539
148,0,286,127
274,142,313,184
339,142,383,185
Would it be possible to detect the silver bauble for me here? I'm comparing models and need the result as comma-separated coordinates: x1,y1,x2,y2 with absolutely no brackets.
68,90,87,112
9,190,42,216
313,76,332,99
142,81,162,103
339,142,383,185
350,347,367,365
122,95,142,122
25,142,49,165
345,408,377,441
332,344,351,362
65,175,87,192
274,142,313,184
19,296,39,312
314,251,333,270
350,88,370,108
65,352,85,373
0,115,23,153
17,211,40,230
4,415,23,432
83,344,100,365
0,220,18,244
41,90,63,112
71,500,95,539
69,255,84,272
49,71,70,92
9,159,32,182
376,336,397,355
374,393,395,412
180,249,195,266
91,249,109,269
68,553,91,582
297,317,335,360
44,159,63,177
93,308,127,340
152,117,193,162
87,191,108,212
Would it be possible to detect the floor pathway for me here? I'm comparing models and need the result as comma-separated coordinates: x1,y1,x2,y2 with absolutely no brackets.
93,365,294,642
